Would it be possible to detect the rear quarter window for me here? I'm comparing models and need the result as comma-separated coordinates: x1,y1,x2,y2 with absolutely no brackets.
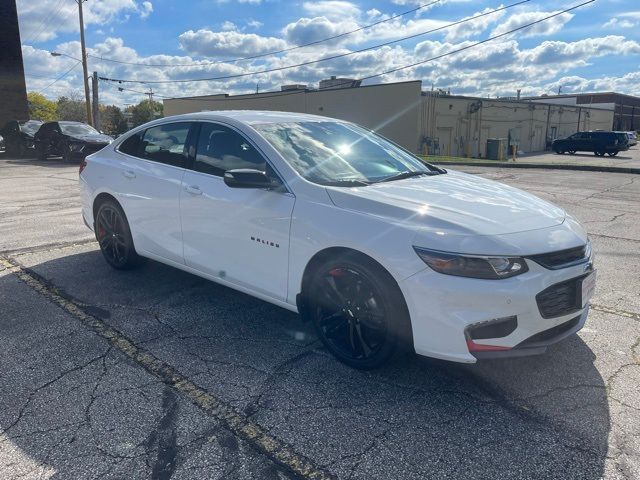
118,131,143,157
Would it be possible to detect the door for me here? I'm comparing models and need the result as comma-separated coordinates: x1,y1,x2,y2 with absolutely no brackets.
480,126,490,158
180,122,295,301
436,127,453,157
115,121,193,264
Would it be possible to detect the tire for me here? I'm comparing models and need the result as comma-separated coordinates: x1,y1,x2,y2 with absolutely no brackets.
62,145,74,163
594,150,605,157
95,200,145,270
568,150,576,155
607,151,618,157
305,253,410,369
36,145,46,161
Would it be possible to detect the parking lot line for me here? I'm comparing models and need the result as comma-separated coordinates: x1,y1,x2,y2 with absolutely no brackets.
0,255,336,480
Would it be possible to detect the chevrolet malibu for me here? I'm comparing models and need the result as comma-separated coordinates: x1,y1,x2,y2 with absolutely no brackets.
79,111,596,369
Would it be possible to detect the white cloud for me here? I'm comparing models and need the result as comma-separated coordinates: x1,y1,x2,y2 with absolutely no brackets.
522,36,640,65
221,21,237,31
139,1,153,19
247,19,263,29
178,29,288,58
17,0,153,43
443,6,506,42
491,11,575,38
283,17,359,46
302,1,361,20
603,18,636,28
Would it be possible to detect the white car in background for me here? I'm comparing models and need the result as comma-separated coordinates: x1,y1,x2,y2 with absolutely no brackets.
79,111,595,369
627,132,637,147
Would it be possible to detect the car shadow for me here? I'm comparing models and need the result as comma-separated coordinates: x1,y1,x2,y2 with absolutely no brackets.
0,249,609,479
554,152,633,160
2,155,72,167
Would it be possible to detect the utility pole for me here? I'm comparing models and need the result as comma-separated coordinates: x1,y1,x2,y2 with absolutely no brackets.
91,71,100,131
147,87,154,103
77,0,92,126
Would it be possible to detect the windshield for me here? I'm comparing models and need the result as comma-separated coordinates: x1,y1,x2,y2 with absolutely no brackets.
19,121,42,135
254,121,439,186
60,123,99,136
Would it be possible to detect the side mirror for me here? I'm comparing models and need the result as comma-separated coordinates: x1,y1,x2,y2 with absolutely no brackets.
224,169,273,189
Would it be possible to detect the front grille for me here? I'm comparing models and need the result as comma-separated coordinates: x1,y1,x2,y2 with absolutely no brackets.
536,276,586,319
518,315,581,347
528,245,588,270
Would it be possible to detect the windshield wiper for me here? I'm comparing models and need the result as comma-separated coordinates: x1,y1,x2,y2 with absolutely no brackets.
376,171,437,183
323,179,371,187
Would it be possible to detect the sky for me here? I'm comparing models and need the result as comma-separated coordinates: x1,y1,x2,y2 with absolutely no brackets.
16,0,640,107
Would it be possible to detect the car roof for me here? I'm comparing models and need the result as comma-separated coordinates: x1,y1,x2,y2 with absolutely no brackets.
167,110,341,125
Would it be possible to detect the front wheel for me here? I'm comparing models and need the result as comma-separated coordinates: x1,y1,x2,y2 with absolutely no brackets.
594,150,605,157
306,256,409,369
95,200,145,270
568,150,576,155
607,151,618,157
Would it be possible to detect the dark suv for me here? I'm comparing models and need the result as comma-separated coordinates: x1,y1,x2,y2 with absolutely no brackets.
0,120,43,157
34,121,113,162
552,131,629,157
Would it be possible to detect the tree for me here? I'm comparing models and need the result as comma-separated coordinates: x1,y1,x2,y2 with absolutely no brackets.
100,105,128,136
27,92,57,122
129,99,163,127
57,92,88,122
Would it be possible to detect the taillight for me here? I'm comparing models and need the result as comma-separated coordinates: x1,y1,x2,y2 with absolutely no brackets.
79,158,87,174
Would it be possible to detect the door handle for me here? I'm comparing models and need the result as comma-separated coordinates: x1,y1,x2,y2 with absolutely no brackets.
122,170,136,179
185,185,202,195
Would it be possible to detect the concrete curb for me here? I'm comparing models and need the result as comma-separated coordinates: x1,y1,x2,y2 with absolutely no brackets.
430,161,640,174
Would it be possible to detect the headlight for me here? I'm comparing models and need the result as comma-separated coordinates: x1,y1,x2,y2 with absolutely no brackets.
413,247,529,279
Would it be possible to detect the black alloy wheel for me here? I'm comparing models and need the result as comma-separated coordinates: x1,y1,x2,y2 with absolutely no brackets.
308,257,406,369
568,150,576,155
595,150,605,157
62,145,73,163
607,151,618,157
95,201,144,270
36,144,46,161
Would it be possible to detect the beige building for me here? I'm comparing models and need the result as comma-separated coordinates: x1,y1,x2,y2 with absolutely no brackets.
163,80,614,157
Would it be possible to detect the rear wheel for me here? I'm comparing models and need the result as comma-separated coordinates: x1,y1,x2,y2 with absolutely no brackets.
594,150,605,157
95,200,145,270
62,145,74,163
36,145,46,161
607,151,618,157
306,255,408,369
568,150,576,155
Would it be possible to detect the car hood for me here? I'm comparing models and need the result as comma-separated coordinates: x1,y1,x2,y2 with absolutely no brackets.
67,133,113,143
325,170,566,237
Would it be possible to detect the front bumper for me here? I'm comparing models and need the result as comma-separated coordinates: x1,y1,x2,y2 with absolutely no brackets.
401,258,593,363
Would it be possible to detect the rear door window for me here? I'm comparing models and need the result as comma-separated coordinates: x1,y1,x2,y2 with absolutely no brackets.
140,122,192,168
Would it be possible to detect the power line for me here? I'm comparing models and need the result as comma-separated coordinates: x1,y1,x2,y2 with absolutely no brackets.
99,0,530,84
23,0,69,45
358,1,593,83
102,1,592,103
38,61,82,93
87,0,442,68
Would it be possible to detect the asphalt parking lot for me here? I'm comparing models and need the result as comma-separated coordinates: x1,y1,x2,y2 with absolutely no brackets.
1,155,638,479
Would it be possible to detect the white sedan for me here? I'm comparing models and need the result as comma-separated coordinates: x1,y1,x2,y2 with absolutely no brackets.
79,111,595,369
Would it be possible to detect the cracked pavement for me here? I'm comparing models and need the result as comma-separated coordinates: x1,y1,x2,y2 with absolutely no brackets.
1,156,639,479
